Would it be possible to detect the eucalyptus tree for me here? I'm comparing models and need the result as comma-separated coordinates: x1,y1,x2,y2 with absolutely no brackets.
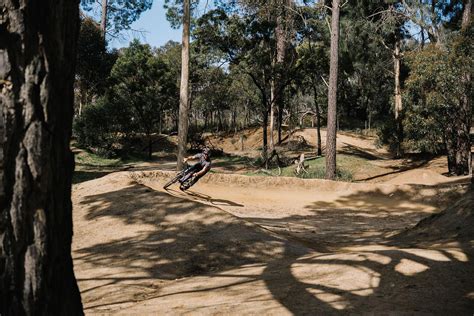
164,0,200,169
196,2,301,165
325,0,341,180
81,0,153,40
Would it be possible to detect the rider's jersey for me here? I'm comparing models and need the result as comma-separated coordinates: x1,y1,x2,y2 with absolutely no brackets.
195,153,211,170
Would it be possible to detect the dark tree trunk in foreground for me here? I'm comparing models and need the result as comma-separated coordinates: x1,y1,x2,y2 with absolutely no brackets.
325,0,340,180
0,0,83,315
177,0,190,170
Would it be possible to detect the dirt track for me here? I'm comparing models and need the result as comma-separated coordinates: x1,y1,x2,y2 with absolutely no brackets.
72,171,473,314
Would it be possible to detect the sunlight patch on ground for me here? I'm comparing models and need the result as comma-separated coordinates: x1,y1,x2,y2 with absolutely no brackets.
292,260,381,300
309,290,350,310
395,259,429,276
401,249,451,262
444,249,468,262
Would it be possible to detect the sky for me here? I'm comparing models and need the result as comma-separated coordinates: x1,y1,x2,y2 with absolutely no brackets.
108,0,182,49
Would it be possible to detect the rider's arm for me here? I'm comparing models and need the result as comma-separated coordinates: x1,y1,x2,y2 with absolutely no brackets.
193,164,211,178
183,154,198,163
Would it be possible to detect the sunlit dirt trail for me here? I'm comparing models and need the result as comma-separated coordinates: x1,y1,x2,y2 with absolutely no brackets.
72,171,473,314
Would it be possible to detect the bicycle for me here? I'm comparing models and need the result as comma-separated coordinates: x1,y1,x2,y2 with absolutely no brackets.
163,163,199,191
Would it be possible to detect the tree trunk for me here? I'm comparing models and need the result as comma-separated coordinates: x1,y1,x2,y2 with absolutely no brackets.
0,1,83,314
271,0,291,149
269,85,276,151
277,100,284,144
147,131,153,160
262,109,269,168
177,0,190,170
444,0,472,176
101,0,108,41
463,0,472,26
457,0,472,176
393,38,403,157
325,0,340,180
466,0,473,181
313,86,322,156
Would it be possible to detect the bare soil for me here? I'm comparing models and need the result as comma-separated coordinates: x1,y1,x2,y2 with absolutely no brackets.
72,129,473,314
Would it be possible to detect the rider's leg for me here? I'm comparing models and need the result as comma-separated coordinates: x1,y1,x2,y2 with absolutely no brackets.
181,168,208,189
179,163,201,183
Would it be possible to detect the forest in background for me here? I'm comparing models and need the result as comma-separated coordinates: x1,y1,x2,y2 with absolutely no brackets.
75,0,472,178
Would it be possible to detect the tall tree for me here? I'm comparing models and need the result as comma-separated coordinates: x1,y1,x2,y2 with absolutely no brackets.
101,0,108,39
0,0,83,314
461,0,472,178
177,0,191,170
273,0,294,147
325,0,341,180
76,17,117,115
81,0,153,37
393,35,404,157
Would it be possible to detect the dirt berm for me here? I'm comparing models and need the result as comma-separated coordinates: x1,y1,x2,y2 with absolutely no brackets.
72,171,473,314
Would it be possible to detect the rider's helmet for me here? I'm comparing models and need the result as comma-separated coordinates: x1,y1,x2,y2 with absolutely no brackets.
202,147,210,158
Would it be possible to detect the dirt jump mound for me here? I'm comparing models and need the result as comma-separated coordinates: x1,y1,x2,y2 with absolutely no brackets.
395,189,474,243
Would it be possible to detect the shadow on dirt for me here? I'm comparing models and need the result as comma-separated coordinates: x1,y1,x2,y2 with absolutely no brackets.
181,189,245,207
339,142,384,161
75,182,473,314
73,170,114,184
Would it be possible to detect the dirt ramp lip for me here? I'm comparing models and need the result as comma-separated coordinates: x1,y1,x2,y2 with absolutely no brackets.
130,170,465,194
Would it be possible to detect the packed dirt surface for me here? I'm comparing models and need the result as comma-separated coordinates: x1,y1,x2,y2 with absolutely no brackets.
72,170,473,314
72,128,473,314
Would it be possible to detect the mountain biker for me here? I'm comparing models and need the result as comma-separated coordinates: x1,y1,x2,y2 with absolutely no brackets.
179,148,211,190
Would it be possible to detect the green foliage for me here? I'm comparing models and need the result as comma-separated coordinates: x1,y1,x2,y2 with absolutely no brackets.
249,155,356,181
403,34,472,154
108,40,176,135
76,18,118,103
74,97,121,157
81,0,153,36
74,40,179,157
163,0,201,29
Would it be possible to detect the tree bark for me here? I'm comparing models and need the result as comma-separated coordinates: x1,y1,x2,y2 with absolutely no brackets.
325,0,340,180
393,38,404,158
177,0,190,170
270,84,276,150
271,0,292,149
101,0,108,41
460,0,472,177
462,0,472,26
262,109,269,168
0,1,83,314
313,86,322,156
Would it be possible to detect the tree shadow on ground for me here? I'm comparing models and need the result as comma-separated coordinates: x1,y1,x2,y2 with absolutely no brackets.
73,171,113,184
179,189,244,207
259,188,473,314
356,156,434,182
74,182,473,314
339,142,385,160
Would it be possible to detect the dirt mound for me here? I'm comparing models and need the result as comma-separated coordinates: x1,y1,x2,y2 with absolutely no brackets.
395,190,474,243
386,169,451,185
73,172,307,277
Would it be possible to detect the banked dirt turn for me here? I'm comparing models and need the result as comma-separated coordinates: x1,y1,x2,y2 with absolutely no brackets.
72,171,473,314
